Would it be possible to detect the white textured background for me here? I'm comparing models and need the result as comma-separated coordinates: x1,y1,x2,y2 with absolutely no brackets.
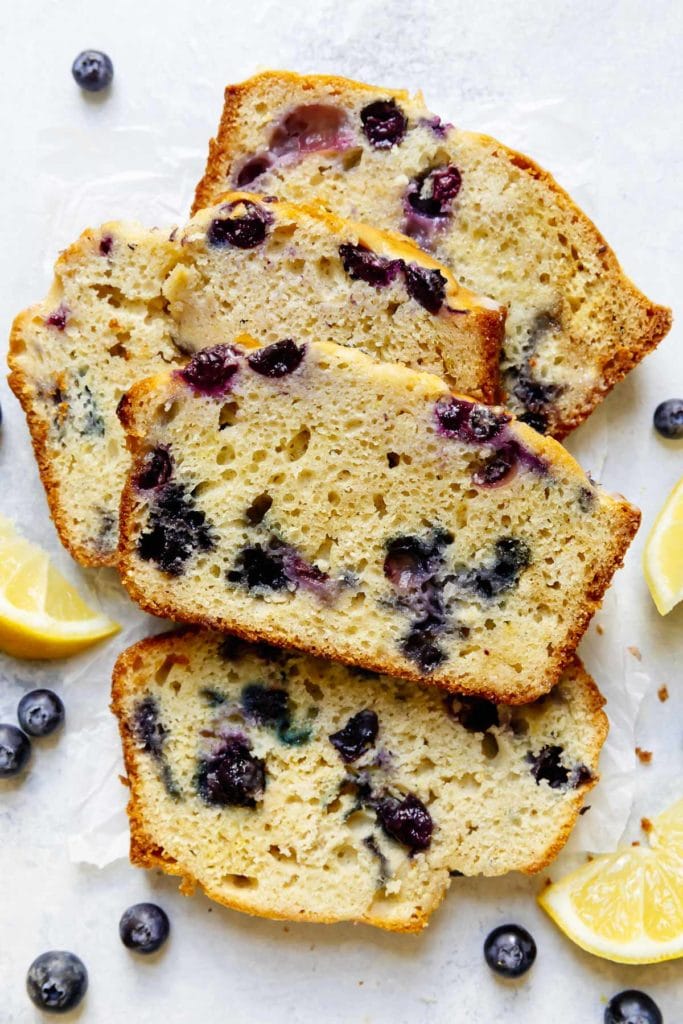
1,1,682,1021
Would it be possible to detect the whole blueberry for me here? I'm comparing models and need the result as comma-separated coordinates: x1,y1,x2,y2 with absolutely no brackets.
71,50,113,92
653,398,683,439
26,950,88,1013
136,446,173,490
338,243,403,287
180,344,239,396
207,200,271,249
119,902,170,955
483,924,536,978
247,339,305,378
604,990,663,1024
0,723,31,777
404,265,447,314
360,99,407,149
375,792,433,851
197,738,266,807
329,709,379,763
17,690,65,737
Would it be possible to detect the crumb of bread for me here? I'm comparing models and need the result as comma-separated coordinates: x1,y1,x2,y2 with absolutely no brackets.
635,747,653,764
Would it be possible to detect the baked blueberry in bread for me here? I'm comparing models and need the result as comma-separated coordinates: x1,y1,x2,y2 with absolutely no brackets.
117,337,639,704
193,71,672,438
8,197,501,566
111,628,607,931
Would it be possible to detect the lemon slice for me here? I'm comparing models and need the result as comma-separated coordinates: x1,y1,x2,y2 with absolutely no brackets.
0,516,119,659
539,797,683,963
643,475,683,615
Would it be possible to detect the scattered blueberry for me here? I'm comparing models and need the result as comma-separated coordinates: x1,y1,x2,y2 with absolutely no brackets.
17,690,64,738
236,155,273,187
247,339,305,378
99,234,113,256
375,792,433,851
518,410,549,434
207,200,272,249
0,723,31,778
329,710,379,763
445,695,499,732
197,738,266,807
179,343,239,396
653,398,683,439
457,537,531,600
133,697,167,758
339,243,403,287
46,306,69,331
137,482,216,575
401,626,447,674
228,542,289,592
604,990,663,1024
483,924,537,978
472,444,518,487
119,903,170,955
404,265,447,314
526,744,569,788
26,950,88,1013
435,396,510,443
71,50,113,92
407,165,462,218
360,99,407,148
242,684,289,728
135,446,173,490
384,533,446,589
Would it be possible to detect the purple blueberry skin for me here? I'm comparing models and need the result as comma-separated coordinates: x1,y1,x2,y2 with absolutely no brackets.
45,306,68,331
71,50,113,92
375,792,433,851
17,690,64,738
0,723,32,777
653,398,683,439
119,903,170,954
329,710,379,763
207,200,272,249
26,950,88,1013
435,397,510,444
179,344,240,396
269,104,353,156
247,339,305,378
196,738,266,807
242,684,289,728
445,695,499,732
604,990,663,1024
483,924,536,979
339,243,403,287
360,99,407,149
133,696,166,758
407,165,462,218
404,265,447,314
137,482,216,576
236,155,273,187
136,446,173,490
99,234,113,255
526,744,592,790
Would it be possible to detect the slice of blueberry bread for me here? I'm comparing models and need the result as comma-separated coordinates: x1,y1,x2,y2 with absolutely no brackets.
170,192,504,401
193,71,672,438
112,628,607,932
8,223,184,566
8,201,502,568
117,338,639,704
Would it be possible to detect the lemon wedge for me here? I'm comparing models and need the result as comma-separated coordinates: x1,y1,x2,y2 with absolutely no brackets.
539,797,683,964
643,475,683,615
0,516,119,659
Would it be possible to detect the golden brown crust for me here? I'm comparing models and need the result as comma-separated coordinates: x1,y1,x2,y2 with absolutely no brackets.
116,362,640,707
193,71,672,439
7,306,115,568
111,628,606,931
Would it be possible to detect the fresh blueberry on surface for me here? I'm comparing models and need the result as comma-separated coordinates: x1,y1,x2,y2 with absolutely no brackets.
483,924,536,978
653,398,683,439
0,723,31,778
17,690,64,738
207,200,271,249
197,738,266,807
136,446,173,490
179,343,239,396
375,792,433,851
247,339,305,378
71,50,113,92
26,950,88,1013
404,265,447,314
360,99,407,149
119,903,170,955
329,709,379,763
604,990,663,1024
339,243,403,287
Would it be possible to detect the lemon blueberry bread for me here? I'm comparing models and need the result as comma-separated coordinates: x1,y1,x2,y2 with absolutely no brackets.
117,338,639,704
193,70,672,438
112,628,607,932
8,197,501,567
